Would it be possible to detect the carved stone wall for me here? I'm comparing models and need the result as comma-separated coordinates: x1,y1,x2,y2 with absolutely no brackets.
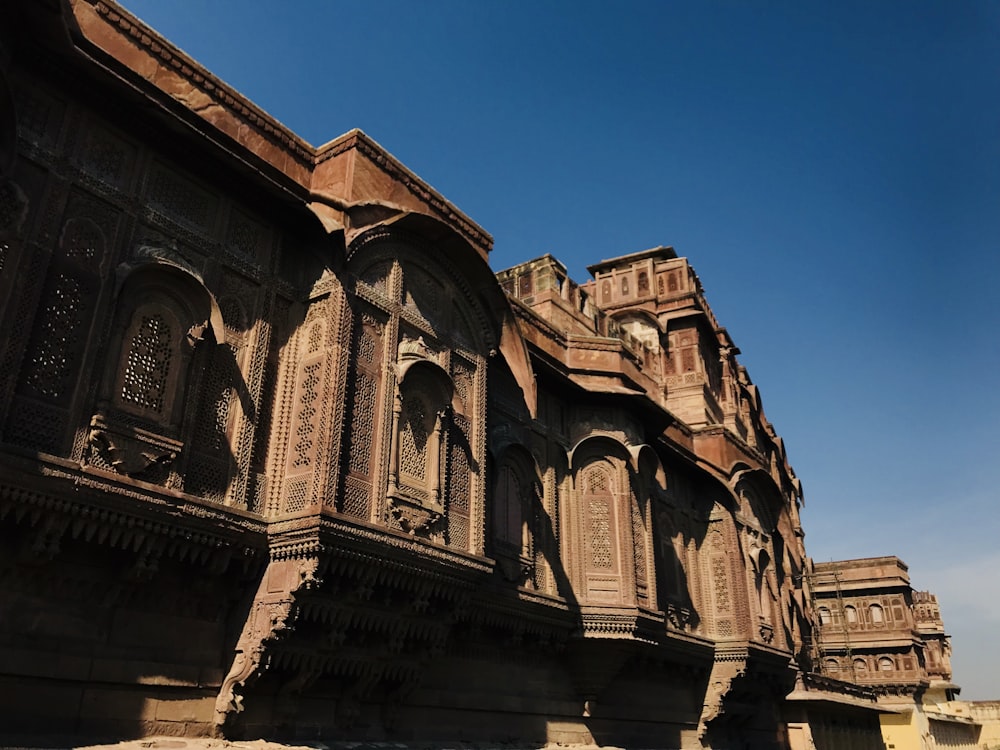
0,4,858,747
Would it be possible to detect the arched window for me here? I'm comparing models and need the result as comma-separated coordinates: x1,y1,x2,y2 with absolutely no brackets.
878,656,894,672
844,605,858,623
870,603,885,624
576,452,635,606
491,452,538,587
818,606,832,625
825,658,839,673
637,270,649,294
854,658,868,673
87,258,222,484
104,260,220,429
621,275,629,296
394,375,446,506
116,305,181,419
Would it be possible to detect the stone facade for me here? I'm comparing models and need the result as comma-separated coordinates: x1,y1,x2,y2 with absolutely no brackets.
0,2,888,748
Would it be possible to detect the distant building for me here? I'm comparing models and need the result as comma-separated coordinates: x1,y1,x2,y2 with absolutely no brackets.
812,558,981,750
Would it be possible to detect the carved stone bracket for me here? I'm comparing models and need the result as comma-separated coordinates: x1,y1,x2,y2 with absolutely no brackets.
23,515,70,563
496,550,535,587
665,602,693,630
698,654,747,740
759,620,775,644
214,557,321,735
388,493,443,536
214,598,296,735
88,413,181,479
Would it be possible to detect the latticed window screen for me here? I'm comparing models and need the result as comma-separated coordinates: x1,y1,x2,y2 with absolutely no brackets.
347,372,378,475
120,313,173,413
632,500,648,588
26,273,84,399
446,422,471,549
291,361,321,468
341,315,383,520
589,499,613,569
399,394,429,485
587,466,608,493
585,466,614,570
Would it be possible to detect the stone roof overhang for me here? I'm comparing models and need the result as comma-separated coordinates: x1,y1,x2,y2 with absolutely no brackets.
784,689,898,713
26,0,492,259
587,245,678,276
924,710,982,727
785,672,893,714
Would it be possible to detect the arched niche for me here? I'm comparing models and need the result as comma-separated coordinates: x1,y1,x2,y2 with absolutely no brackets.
489,443,543,587
571,435,647,607
349,217,536,416
613,309,663,352
88,254,223,483
731,468,787,644
387,355,455,538
343,228,489,550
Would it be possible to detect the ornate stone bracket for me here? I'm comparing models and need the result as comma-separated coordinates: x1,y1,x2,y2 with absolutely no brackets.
759,619,775,644
495,549,535,587
88,413,181,479
698,655,747,740
213,557,320,736
665,602,693,630
387,493,443,536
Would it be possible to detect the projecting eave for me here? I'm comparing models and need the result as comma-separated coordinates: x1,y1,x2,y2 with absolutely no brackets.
784,689,899,714
62,0,314,194
924,709,981,726
587,245,678,276
57,1,492,259
312,129,493,261
786,672,894,714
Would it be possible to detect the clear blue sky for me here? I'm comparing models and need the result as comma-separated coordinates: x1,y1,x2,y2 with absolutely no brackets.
119,1,1000,699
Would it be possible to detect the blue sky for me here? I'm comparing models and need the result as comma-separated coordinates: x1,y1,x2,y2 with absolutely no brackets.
119,1,1000,698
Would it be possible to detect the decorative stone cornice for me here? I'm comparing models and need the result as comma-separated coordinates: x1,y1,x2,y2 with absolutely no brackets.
267,515,493,585
80,0,315,169
0,476,263,568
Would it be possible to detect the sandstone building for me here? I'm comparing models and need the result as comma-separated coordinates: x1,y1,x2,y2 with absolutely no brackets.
811,558,983,750
0,1,891,748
